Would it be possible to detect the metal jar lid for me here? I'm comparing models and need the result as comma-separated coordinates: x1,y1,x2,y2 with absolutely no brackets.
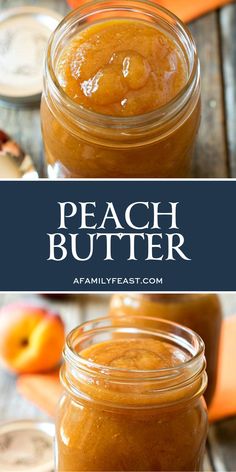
0,420,54,471
0,6,63,106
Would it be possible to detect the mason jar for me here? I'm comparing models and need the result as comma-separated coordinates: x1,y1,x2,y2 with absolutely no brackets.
55,316,208,471
109,293,222,405
41,0,200,178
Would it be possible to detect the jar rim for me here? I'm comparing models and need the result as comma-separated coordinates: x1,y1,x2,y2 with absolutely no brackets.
45,0,200,131
124,293,218,304
62,316,207,408
65,315,205,379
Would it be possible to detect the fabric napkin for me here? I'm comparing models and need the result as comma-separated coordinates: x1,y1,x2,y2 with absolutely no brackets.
17,316,236,422
208,315,236,422
17,370,62,417
67,0,233,23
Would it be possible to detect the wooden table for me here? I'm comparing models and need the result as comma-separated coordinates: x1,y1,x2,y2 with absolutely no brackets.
0,293,235,471
0,0,236,469
0,0,235,177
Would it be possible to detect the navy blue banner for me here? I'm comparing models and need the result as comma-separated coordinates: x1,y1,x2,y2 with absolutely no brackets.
0,180,235,292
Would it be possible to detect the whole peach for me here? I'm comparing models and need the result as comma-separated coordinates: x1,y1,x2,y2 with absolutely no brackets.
0,303,65,374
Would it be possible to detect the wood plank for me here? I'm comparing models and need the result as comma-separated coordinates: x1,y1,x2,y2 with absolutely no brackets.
0,0,70,176
204,446,215,472
0,370,46,421
0,0,69,16
220,292,236,317
208,418,236,472
219,3,236,177
190,13,229,177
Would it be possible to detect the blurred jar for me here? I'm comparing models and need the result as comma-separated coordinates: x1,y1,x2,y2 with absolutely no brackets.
40,294,68,299
56,316,208,471
109,294,222,405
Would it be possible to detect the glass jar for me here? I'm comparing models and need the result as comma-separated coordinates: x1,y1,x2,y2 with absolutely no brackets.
41,0,200,178
56,316,208,471
109,294,222,406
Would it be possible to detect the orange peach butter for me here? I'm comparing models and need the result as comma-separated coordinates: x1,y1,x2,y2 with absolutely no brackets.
56,337,207,471
41,16,200,177
57,20,187,116
109,294,222,405
81,338,189,369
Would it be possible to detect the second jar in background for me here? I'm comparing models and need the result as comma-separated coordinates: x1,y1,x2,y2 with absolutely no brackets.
109,294,222,406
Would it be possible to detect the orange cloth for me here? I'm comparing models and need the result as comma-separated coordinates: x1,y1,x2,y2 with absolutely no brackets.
17,317,236,422
157,0,232,22
208,316,236,422
67,0,233,23
17,370,62,417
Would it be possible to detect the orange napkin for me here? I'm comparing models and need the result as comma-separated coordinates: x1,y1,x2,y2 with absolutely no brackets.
17,370,62,417
17,316,236,422
67,0,233,23
208,315,236,422
156,0,232,22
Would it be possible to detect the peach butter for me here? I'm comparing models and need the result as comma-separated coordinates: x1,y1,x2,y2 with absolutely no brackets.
41,1,200,178
56,20,187,116
56,317,208,471
109,294,222,405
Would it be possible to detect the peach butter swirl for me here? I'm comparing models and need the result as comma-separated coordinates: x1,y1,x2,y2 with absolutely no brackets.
57,19,187,116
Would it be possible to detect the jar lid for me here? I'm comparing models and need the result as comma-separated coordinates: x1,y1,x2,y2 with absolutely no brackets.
0,6,63,105
0,420,54,471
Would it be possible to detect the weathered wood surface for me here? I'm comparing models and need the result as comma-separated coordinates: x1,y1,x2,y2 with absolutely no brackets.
209,417,236,471
219,4,236,177
190,13,229,178
0,0,235,177
0,293,235,471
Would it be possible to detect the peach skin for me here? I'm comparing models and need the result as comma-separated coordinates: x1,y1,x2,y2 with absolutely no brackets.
0,303,65,374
